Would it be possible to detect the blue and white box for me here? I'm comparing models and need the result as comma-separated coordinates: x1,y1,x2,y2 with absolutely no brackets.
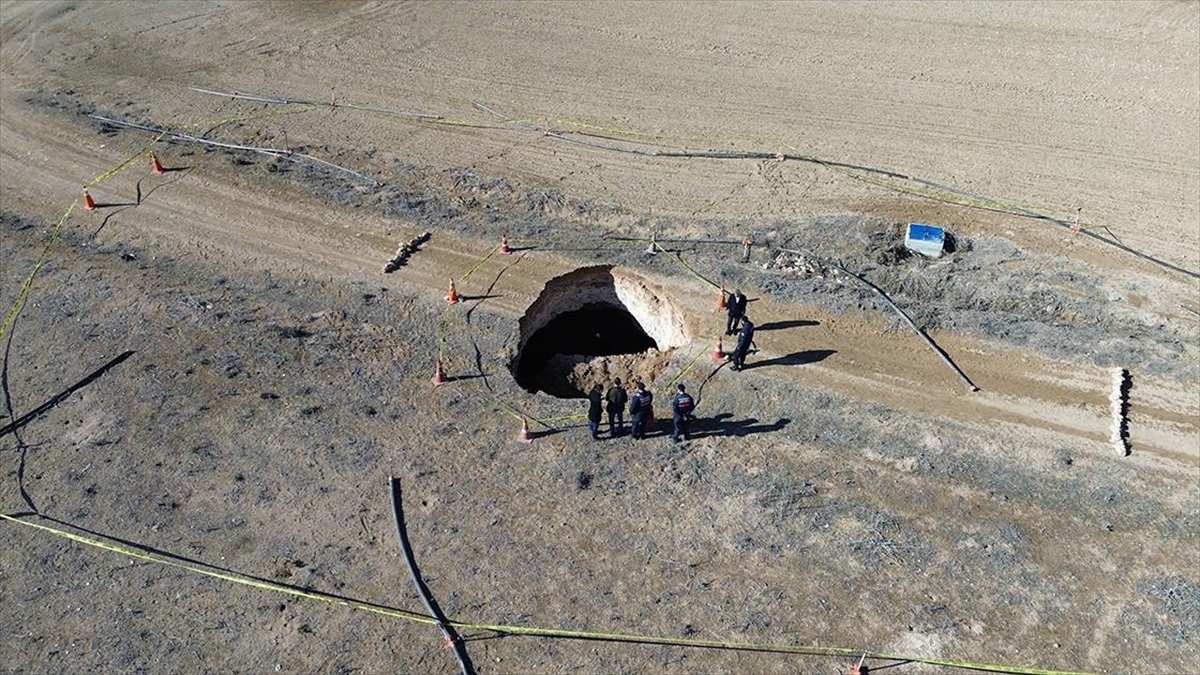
904,223,945,258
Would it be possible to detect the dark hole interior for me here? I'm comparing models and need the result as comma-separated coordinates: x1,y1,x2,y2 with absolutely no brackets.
516,302,657,395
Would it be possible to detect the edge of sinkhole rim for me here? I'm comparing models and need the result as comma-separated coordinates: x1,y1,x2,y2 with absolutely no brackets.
511,265,692,395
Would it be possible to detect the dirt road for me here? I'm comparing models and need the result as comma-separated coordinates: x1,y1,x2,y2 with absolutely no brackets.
2,2,1197,674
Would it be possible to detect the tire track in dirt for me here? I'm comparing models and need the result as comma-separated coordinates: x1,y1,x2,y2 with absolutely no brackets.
3,15,1195,470
3,7,1197,672
731,305,1198,473
3,94,1195,479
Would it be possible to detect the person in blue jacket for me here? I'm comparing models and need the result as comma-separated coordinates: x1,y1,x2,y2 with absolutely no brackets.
731,316,755,371
629,380,654,439
671,383,696,442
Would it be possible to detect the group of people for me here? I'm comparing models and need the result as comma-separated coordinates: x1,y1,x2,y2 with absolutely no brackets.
587,378,696,442
580,288,756,442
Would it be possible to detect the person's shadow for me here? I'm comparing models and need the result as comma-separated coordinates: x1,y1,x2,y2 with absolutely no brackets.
755,319,819,331
684,413,790,440
745,349,836,370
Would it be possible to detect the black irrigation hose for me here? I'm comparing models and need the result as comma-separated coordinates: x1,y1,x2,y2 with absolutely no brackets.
182,88,1198,280
472,103,1199,282
388,477,474,675
779,247,980,394
1002,204,1199,280
0,351,136,438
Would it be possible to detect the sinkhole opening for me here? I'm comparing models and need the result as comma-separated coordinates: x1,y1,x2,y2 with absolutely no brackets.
518,304,658,376
512,266,690,398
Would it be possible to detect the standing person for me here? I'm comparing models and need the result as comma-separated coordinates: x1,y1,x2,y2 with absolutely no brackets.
587,383,604,439
731,316,755,371
605,378,628,436
725,289,747,336
671,383,696,442
629,380,654,439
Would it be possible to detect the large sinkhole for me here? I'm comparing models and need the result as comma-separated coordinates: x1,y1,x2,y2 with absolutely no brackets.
513,266,690,398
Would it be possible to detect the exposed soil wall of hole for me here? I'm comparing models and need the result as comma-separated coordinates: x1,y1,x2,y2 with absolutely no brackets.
513,266,689,397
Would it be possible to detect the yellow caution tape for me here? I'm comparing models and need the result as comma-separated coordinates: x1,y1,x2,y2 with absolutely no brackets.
459,245,501,282
0,204,76,343
668,250,720,289
0,511,1095,674
2,106,315,344
539,413,588,422
0,99,1106,675
662,345,710,394
0,513,436,625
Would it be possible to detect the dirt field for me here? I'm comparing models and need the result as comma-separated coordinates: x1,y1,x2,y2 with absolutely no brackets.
2,1,1198,674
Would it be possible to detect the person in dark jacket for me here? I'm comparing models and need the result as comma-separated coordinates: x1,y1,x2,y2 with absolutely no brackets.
605,378,628,436
725,289,747,336
671,383,696,442
731,317,755,371
587,383,604,439
629,380,654,439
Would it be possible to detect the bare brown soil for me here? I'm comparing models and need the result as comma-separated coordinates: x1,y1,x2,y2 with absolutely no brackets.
2,2,1197,674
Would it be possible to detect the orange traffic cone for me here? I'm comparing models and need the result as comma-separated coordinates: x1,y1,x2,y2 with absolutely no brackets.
432,359,447,386
716,285,727,310
500,234,511,255
81,187,97,211
446,278,460,304
711,336,726,361
150,152,165,175
517,418,533,443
